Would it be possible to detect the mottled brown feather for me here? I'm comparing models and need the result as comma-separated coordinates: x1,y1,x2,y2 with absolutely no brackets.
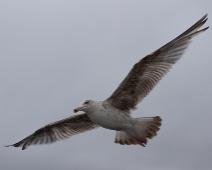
107,14,209,111
5,113,98,150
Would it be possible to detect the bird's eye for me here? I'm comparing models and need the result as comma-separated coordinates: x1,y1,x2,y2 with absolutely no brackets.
84,100,89,104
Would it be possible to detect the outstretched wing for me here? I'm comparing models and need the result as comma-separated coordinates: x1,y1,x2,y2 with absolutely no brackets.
5,113,98,150
107,14,209,111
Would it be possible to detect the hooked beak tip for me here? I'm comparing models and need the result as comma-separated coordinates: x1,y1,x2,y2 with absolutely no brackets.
74,106,85,113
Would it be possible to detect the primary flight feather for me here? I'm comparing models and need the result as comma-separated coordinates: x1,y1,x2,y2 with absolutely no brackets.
6,14,209,150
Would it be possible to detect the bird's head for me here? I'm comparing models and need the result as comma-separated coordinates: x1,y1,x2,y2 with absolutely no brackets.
74,99,98,113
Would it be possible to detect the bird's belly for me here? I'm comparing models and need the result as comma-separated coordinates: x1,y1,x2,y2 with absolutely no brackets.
87,110,133,131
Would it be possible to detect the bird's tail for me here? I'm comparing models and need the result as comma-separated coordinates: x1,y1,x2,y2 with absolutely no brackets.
114,116,162,146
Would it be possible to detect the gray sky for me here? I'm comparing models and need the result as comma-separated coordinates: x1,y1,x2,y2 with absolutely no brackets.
1,1,212,170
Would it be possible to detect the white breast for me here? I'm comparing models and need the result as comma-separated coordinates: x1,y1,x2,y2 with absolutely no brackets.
86,102,133,131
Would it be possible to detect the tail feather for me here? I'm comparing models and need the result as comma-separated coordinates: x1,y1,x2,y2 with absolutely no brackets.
114,116,162,147
115,131,137,145
136,116,162,139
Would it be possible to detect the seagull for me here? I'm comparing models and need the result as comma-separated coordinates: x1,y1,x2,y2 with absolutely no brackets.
6,14,209,150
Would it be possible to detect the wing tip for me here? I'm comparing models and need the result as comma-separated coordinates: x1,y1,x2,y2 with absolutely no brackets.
202,13,208,20
4,144,26,150
5,140,28,150
201,14,209,31
203,26,209,31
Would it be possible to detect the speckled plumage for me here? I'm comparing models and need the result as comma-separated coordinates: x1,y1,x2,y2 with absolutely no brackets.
6,14,209,150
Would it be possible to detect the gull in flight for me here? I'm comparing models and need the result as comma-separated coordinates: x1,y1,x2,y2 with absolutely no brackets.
6,14,209,150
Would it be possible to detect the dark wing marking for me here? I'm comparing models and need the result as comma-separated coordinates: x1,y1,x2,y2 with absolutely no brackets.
5,113,98,150
107,14,209,110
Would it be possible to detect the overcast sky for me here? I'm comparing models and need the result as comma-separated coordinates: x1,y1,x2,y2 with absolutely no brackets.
1,1,212,170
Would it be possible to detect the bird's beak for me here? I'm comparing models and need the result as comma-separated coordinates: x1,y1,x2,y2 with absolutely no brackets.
74,106,84,113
